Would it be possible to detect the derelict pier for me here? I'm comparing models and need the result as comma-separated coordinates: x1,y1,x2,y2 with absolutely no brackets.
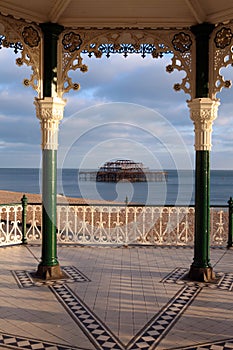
79,160,168,182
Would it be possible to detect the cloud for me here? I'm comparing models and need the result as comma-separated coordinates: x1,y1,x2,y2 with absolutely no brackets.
59,102,193,171
65,54,190,127
0,47,233,169
0,48,33,87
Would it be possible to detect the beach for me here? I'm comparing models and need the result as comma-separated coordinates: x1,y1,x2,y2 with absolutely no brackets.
0,190,120,205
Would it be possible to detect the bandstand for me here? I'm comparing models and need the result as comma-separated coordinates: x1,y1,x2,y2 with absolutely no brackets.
0,1,233,281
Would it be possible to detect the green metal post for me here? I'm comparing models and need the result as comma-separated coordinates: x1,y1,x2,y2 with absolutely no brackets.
188,23,216,282
192,151,210,267
36,23,64,280
227,197,233,248
40,150,58,266
21,194,28,244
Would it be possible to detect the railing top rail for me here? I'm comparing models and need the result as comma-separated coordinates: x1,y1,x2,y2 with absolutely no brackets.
29,202,192,207
0,202,22,207
22,202,229,208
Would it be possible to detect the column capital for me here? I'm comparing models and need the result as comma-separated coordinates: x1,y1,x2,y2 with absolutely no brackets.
34,97,66,121
34,97,66,150
188,98,220,151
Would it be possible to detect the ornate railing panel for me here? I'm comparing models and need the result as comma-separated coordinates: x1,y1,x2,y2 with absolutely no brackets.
25,204,42,241
0,204,23,245
0,203,229,247
210,206,228,246
55,204,227,246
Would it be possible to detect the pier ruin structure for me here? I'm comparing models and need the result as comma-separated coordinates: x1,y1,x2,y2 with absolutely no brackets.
1,1,233,281
79,160,168,182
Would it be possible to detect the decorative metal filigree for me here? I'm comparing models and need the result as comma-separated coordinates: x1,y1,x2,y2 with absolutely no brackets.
59,28,194,97
84,43,169,58
0,14,42,95
0,201,227,247
214,27,233,49
62,32,82,52
209,22,233,98
0,34,23,53
172,32,192,53
22,26,40,48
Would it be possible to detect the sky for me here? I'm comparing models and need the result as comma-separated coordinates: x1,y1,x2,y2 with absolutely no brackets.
0,46,233,170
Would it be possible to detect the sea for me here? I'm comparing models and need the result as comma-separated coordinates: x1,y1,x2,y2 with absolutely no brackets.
0,168,232,206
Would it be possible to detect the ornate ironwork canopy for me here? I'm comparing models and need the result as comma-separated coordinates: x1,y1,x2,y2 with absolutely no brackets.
0,0,232,28
0,1,233,100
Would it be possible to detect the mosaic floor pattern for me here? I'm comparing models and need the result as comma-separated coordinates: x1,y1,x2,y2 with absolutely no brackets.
10,265,233,350
161,267,233,291
12,265,91,288
172,338,233,349
0,332,81,350
51,283,201,350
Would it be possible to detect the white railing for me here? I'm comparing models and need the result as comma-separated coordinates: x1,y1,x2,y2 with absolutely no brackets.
0,203,229,247
26,204,42,241
26,204,228,247
56,205,195,245
0,204,23,245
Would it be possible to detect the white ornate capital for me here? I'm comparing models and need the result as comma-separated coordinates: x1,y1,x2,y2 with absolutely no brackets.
34,97,66,150
188,98,220,151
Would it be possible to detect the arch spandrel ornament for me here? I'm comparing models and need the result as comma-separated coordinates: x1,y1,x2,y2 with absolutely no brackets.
0,13,43,96
209,22,233,99
58,27,196,99
0,14,196,100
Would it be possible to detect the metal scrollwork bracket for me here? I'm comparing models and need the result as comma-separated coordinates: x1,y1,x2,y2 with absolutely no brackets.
167,31,194,97
0,14,42,95
58,30,88,96
209,24,233,98
58,27,195,98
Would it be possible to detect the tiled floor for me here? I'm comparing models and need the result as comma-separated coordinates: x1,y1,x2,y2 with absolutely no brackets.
0,244,233,349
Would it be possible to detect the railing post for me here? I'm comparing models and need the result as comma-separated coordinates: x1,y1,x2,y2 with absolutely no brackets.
227,197,233,248
21,195,28,244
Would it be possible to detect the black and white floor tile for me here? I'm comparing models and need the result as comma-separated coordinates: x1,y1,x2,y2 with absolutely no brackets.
51,284,125,350
12,266,90,288
161,267,188,284
126,285,201,350
173,338,233,349
11,265,233,350
161,267,233,291
0,332,82,349
217,272,233,291
51,284,201,350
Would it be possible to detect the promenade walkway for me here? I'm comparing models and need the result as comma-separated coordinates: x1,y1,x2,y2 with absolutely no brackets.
0,244,233,349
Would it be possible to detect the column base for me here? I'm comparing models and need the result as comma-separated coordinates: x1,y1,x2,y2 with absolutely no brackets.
36,264,64,280
188,265,215,282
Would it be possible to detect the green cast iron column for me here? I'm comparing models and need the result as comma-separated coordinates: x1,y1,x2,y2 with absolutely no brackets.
193,150,210,268
36,23,64,279
188,23,216,282
41,149,58,266
227,197,233,248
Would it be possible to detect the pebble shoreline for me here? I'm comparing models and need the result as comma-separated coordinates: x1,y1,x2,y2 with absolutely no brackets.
0,190,116,205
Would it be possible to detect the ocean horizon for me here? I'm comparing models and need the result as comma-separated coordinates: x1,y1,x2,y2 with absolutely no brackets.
0,168,232,206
